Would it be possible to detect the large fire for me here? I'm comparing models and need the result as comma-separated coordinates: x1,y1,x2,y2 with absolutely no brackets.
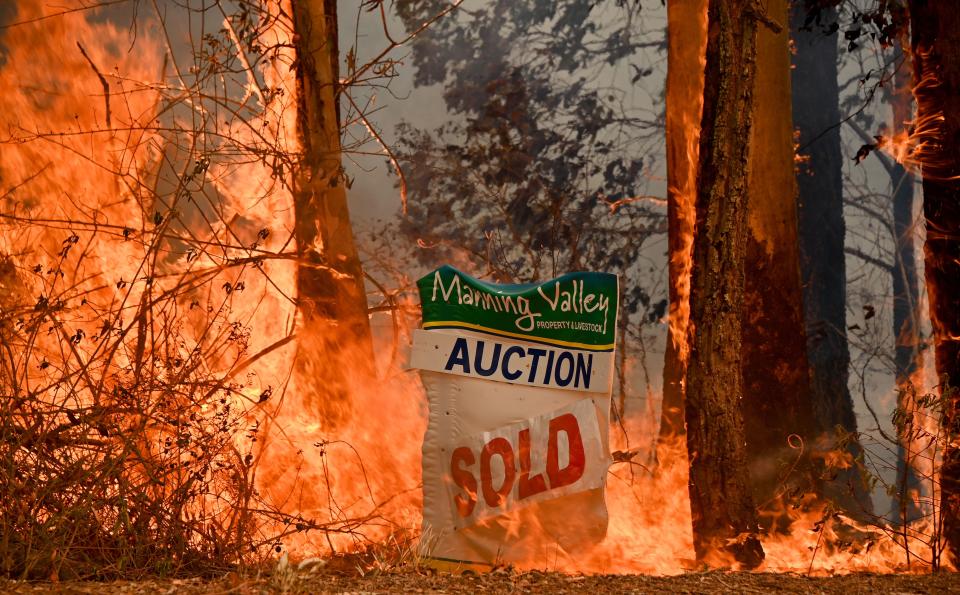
0,0,951,578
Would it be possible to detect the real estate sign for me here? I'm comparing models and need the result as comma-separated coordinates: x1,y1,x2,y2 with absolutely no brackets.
411,265,618,571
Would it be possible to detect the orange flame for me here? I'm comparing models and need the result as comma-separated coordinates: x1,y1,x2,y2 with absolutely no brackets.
664,0,707,369
876,46,956,183
0,0,952,577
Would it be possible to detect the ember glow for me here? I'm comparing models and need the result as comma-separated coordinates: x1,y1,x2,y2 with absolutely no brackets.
0,0,954,580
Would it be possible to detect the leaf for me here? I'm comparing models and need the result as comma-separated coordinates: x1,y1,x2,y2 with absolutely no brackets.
258,386,273,403
852,143,877,164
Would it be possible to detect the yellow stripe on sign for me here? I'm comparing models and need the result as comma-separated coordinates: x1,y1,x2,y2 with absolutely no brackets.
422,320,615,352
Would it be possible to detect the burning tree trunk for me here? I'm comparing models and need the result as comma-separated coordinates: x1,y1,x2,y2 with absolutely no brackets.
790,1,873,515
659,0,707,449
291,0,373,424
740,0,817,513
909,0,960,562
683,0,764,567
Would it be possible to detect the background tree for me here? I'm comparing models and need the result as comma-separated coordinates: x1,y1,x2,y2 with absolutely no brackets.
887,38,925,525
844,34,925,522
291,0,373,426
740,0,818,514
791,0,874,515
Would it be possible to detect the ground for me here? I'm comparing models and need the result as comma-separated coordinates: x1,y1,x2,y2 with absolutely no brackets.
3,569,958,594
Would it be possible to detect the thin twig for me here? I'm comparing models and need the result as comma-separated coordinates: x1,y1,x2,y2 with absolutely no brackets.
343,91,408,213
76,42,112,128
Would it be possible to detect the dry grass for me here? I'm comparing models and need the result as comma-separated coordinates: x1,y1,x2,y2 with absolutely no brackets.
2,567,959,594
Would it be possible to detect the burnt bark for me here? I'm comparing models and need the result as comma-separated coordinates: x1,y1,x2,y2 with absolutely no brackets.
684,0,764,568
659,0,707,451
740,0,818,516
909,0,960,564
291,0,373,425
791,1,872,515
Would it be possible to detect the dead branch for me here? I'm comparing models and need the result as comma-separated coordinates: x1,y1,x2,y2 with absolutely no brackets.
76,41,111,128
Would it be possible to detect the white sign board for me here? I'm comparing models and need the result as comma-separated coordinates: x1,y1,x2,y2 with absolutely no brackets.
412,267,619,571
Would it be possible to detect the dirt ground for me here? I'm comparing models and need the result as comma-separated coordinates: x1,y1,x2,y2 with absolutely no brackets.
3,569,958,594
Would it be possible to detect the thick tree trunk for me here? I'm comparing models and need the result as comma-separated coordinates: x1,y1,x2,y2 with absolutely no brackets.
889,41,925,525
740,0,817,515
659,0,707,450
909,0,960,564
684,0,764,568
791,2,873,516
291,0,373,425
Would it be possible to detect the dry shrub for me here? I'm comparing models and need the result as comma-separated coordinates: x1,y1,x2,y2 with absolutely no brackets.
0,244,291,579
0,0,409,579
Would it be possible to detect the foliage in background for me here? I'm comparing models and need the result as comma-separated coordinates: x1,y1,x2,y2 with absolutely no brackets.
392,0,668,326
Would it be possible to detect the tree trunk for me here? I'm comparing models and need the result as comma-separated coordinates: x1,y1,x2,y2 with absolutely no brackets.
684,0,764,568
740,0,818,516
291,0,373,425
659,0,707,451
889,40,925,525
909,0,960,563
791,2,873,516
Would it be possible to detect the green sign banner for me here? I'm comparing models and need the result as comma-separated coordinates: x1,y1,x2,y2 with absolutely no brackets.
417,265,619,352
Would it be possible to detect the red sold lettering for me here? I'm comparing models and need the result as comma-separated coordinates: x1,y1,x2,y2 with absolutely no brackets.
546,413,586,488
450,412,587,518
480,437,516,507
451,446,477,517
517,428,548,499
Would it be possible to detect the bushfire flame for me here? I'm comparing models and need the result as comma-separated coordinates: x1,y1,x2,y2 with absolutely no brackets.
663,0,706,384
0,0,951,578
